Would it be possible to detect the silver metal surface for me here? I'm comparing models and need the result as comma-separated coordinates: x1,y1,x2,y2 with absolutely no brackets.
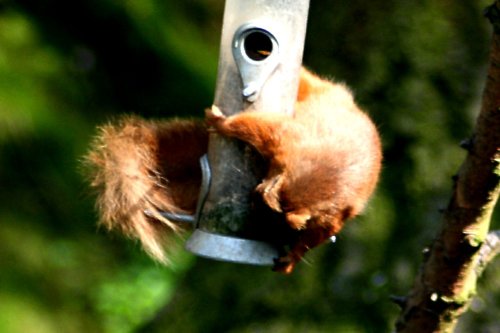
185,229,278,266
232,23,280,102
194,154,212,224
155,211,195,224
192,0,310,265
212,0,310,116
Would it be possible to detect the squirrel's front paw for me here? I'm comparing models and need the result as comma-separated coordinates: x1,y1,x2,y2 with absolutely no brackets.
205,105,226,128
272,255,297,274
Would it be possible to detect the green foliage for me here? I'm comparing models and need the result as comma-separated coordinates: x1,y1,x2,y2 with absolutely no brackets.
91,253,192,333
0,1,497,332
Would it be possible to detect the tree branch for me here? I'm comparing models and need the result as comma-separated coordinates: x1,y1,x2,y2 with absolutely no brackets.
395,1,500,332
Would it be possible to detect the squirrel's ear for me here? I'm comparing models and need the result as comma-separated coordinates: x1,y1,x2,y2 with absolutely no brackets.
256,175,285,213
285,209,311,230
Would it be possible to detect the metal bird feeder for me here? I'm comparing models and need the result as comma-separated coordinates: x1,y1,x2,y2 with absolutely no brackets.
185,0,310,265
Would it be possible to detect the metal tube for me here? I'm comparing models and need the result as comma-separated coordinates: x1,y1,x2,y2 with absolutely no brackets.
185,0,310,265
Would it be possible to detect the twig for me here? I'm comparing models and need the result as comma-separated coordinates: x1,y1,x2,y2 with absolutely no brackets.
474,230,500,276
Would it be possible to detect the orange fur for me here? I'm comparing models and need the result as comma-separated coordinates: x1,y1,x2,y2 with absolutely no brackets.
85,68,381,273
206,68,382,273
85,116,208,263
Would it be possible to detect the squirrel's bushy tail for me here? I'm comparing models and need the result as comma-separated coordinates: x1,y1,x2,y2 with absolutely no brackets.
84,115,208,263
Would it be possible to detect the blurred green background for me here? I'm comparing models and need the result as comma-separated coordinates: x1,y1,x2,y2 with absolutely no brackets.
0,0,498,332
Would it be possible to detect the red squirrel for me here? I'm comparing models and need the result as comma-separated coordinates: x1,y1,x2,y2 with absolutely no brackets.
206,68,382,273
85,67,382,273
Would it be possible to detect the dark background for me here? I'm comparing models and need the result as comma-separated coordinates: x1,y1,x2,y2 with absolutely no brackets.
0,0,498,332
